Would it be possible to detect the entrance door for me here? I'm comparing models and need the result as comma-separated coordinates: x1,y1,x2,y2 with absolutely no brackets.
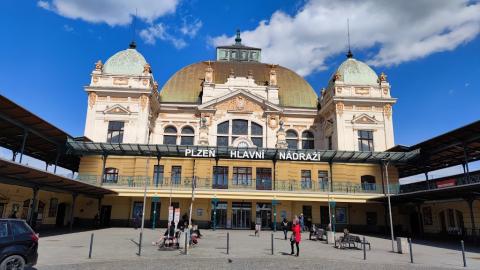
0,203,4,218
256,203,272,229
100,205,112,227
439,211,447,233
55,203,66,227
302,205,312,230
211,202,227,228
232,202,251,229
320,206,329,227
150,202,161,228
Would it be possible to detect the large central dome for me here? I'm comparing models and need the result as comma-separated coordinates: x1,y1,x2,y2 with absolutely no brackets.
160,61,318,108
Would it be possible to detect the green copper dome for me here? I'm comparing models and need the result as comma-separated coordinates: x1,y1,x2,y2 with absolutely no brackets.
335,57,378,85
103,46,147,76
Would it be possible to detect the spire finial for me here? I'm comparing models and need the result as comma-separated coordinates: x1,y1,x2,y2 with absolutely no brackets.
235,29,242,45
130,8,138,49
346,18,353,58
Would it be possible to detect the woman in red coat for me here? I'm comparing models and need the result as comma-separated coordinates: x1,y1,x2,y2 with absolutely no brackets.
290,219,301,256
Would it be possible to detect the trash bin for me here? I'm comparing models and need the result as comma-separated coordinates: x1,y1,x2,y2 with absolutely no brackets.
396,237,409,254
327,231,335,244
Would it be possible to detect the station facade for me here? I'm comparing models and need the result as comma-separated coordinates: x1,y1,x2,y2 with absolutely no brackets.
75,31,405,231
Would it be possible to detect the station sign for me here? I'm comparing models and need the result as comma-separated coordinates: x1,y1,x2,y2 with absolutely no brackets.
184,148,321,161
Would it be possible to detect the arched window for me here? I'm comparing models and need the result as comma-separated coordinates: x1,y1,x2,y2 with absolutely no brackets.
361,175,376,191
163,126,177,145
216,119,263,147
103,167,119,183
180,126,194,146
286,130,298,149
251,122,263,147
301,131,314,149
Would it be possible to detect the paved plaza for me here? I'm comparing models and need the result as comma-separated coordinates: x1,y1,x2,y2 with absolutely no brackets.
31,228,480,270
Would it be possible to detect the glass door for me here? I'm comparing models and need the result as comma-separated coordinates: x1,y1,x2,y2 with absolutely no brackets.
256,203,272,229
232,202,251,229
211,202,227,228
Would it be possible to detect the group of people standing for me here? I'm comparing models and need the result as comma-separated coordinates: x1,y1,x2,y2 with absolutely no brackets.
281,213,305,257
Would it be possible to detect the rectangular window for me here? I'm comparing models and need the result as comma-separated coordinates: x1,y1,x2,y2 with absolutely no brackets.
233,167,252,186
107,121,124,143
256,168,272,190
171,166,182,185
164,135,177,145
358,130,374,151
153,165,164,186
180,136,194,146
217,136,228,146
287,139,297,149
0,220,8,238
48,198,58,217
301,170,312,189
132,202,143,219
252,137,263,148
213,166,228,189
318,170,329,190
232,120,248,135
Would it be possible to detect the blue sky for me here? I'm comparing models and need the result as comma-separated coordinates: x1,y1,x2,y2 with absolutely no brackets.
0,0,479,180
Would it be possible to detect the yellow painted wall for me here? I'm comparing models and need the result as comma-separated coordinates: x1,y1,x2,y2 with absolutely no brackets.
421,200,480,234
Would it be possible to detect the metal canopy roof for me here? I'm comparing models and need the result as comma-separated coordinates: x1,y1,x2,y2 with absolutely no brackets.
388,120,480,178
66,139,419,164
0,157,116,197
372,182,480,204
0,95,80,171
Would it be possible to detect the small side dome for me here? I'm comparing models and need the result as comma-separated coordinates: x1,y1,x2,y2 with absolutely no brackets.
103,43,147,76
334,58,378,85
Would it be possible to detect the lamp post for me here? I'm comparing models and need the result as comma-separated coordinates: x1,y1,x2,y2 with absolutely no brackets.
212,197,218,231
384,160,395,252
272,198,278,232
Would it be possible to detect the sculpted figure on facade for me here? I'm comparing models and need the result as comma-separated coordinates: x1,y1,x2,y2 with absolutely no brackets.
269,65,277,86
143,63,152,74
198,117,209,146
378,72,387,83
275,120,288,149
384,104,392,119
88,92,97,109
205,61,214,83
94,60,103,72
139,95,149,111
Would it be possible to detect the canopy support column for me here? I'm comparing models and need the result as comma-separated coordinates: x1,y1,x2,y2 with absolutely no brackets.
19,129,29,163
465,197,476,239
28,187,39,226
329,162,333,192
383,160,395,252
100,154,108,185
70,193,78,231
272,158,277,191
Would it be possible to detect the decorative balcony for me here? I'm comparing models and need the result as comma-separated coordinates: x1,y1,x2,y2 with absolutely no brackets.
76,175,400,195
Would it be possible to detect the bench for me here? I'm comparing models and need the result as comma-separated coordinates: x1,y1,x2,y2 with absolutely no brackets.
335,235,371,250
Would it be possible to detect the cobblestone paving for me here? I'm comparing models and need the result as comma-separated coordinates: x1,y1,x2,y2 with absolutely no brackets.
33,228,480,270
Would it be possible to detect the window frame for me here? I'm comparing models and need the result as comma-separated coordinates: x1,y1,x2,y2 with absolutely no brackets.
103,167,119,183
358,130,374,152
286,129,298,149
107,121,124,143
301,130,315,149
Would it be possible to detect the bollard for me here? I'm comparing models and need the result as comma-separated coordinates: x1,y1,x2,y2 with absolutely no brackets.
138,232,142,256
227,232,230,255
408,238,413,263
363,236,366,260
461,240,466,267
271,233,274,255
88,233,94,259
185,231,188,255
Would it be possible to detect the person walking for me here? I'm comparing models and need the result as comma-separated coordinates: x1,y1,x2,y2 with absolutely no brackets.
281,218,288,240
290,219,301,256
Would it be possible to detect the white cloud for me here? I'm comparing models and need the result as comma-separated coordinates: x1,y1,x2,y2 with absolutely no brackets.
37,0,180,26
140,23,187,49
180,18,203,38
37,0,51,10
63,24,74,32
211,0,480,76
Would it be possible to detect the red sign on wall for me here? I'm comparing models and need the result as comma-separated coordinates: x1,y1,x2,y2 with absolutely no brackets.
436,178,456,188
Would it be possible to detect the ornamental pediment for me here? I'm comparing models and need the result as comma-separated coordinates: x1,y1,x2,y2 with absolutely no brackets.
351,113,377,124
198,89,282,113
103,104,131,115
